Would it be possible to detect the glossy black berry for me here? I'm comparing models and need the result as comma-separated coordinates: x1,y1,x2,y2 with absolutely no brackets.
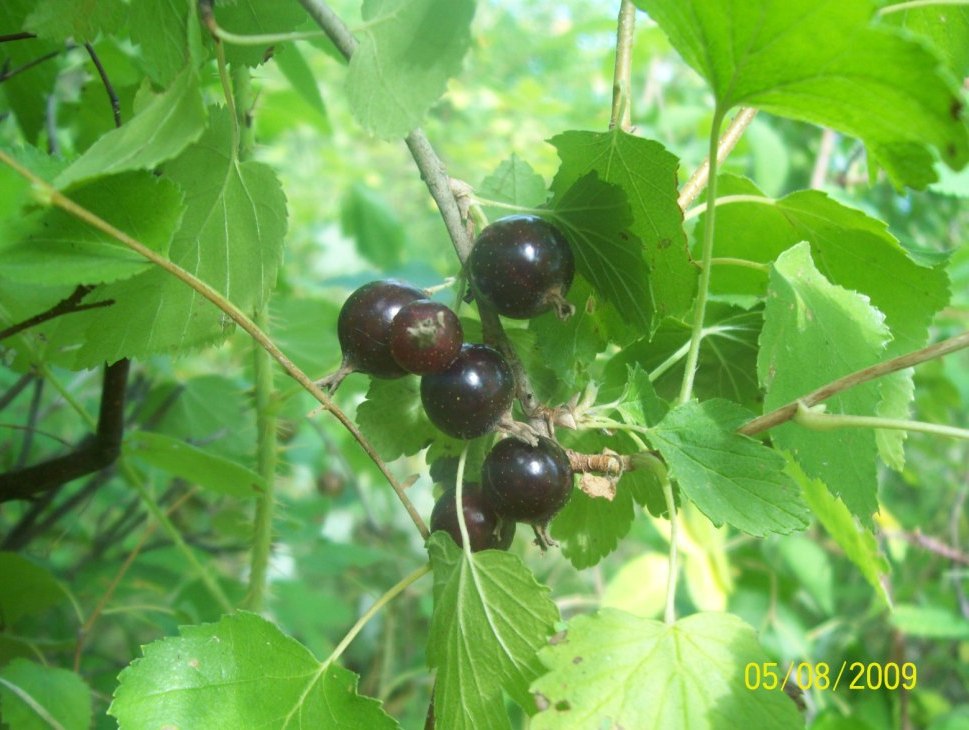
336,279,425,379
468,214,575,319
482,437,573,525
430,484,515,552
389,300,463,375
420,344,514,439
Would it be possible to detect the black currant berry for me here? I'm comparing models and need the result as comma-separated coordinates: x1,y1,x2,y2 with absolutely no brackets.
389,300,463,375
430,483,515,552
420,344,514,439
322,279,425,390
482,436,573,525
468,214,575,319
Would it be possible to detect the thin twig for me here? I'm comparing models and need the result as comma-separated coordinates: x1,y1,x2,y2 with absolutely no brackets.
14,378,44,469
0,149,429,538
884,530,969,565
610,0,636,131
83,43,121,128
678,107,757,210
0,373,34,413
0,32,37,43
740,330,969,436
0,48,63,83
0,285,112,342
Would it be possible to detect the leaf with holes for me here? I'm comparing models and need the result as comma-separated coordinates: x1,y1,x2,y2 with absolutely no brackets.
531,610,804,729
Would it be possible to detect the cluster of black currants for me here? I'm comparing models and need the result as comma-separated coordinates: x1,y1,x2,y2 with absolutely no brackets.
326,215,577,553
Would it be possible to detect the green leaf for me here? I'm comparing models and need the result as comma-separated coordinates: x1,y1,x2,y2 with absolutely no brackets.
531,610,804,729
758,243,890,524
270,294,342,376
340,183,407,269
649,399,810,536
427,533,559,729
527,279,608,398
0,659,92,730
55,66,207,189
44,108,288,367
789,456,891,608
356,376,440,461
548,171,652,331
124,431,266,499
704,178,949,468
880,5,969,79
638,0,969,188
0,553,68,629
24,0,125,43
108,612,399,729
140,375,257,461
891,605,969,640
550,130,695,328
704,177,949,356
478,154,548,219
0,172,183,286
613,363,669,426
129,0,206,87
214,0,308,67
346,0,476,138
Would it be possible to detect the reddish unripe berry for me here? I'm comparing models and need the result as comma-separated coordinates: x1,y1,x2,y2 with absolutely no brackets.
336,279,425,379
389,300,463,375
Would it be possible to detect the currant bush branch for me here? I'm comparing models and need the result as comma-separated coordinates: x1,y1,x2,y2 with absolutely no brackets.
740,329,969,436
0,149,430,540
609,0,637,132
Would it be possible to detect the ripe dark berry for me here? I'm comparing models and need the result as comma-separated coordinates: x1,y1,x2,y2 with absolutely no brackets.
420,344,514,439
327,280,425,388
389,300,463,375
430,483,515,552
468,214,575,319
482,437,573,525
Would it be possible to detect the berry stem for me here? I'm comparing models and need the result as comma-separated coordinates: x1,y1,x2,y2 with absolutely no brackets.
793,401,969,441
325,563,432,666
678,107,726,405
455,443,472,557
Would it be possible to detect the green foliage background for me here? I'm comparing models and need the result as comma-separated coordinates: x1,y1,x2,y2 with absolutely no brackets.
1,1,968,728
